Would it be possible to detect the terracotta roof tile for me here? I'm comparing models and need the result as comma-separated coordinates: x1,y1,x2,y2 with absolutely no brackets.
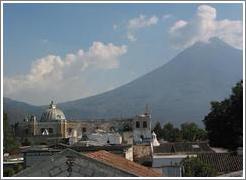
198,153,243,173
87,150,162,177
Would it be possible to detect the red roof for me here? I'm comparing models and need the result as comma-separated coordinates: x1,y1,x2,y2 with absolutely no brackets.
86,150,162,177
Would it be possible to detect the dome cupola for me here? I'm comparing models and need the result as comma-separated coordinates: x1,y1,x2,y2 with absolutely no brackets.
40,101,66,122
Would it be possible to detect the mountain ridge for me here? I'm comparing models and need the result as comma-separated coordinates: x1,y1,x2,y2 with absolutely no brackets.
3,39,243,126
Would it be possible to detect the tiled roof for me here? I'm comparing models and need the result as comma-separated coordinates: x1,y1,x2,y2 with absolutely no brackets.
154,142,214,154
49,143,131,153
87,150,162,177
197,153,243,174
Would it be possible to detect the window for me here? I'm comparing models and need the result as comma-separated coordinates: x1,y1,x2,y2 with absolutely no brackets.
68,128,72,134
82,127,86,133
48,128,53,134
140,135,144,140
136,121,140,128
25,129,29,135
143,121,147,128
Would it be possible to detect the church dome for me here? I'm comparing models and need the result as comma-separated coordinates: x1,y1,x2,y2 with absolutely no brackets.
40,101,66,122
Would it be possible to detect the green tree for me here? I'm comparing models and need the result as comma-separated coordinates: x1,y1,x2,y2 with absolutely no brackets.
3,168,15,177
203,81,243,150
162,123,182,142
181,122,200,141
13,164,23,173
162,122,173,140
3,113,19,153
181,156,217,177
196,128,208,141
153,121,162,139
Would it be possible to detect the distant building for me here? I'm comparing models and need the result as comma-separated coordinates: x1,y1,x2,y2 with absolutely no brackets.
15,101,152,145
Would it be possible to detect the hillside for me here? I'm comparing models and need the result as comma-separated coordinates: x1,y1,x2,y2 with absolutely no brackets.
4,38,243,126
59,38,243,126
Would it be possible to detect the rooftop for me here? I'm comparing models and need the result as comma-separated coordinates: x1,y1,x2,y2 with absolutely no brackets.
15,148,161,177
197,153,243,174
49,143,132,153
21,145,60,153
153,142,214,154
87,150,162,177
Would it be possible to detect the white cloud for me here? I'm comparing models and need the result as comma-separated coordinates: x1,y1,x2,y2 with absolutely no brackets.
4,42,127,104
169,5,243,49
162,14,172,21
127,32,137,42
169,20,188,33
127,14,159,42
128,15,158,29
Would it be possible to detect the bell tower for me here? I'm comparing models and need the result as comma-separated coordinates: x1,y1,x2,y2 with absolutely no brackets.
133,105,152,144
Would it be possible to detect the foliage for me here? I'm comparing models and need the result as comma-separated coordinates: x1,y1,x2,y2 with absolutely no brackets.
162,122,182,142
3,113,19,153
181,123,207,142
203,81,243,150
3,164,23,177
153,122,162,139
152,121,207,142
3,167,15,177
181,156,218,177
13,164,23,173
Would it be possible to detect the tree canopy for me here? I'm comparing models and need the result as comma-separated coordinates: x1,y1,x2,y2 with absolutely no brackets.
181,156,217,177
203,80,243,150
152,121,207,142
3,112,19,153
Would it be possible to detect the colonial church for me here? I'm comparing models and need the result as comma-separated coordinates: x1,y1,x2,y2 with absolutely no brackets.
16,101,152,144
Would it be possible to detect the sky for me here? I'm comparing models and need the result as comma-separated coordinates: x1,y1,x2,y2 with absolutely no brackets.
3,3,243,105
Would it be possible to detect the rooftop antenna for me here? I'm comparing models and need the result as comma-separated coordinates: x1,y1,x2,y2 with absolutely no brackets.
145,104,149,115
49,100,53,107
145,104,152,130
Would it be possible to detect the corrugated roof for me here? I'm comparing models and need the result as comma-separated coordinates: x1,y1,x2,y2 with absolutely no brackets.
87,150,162,177
198,153,243,174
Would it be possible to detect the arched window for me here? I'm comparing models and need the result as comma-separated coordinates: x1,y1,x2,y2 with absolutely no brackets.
143,121,147,128
136,121,140,128
82,127,86,133
68,128,72,134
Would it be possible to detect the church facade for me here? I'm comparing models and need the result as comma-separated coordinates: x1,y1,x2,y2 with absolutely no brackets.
16,101,152,144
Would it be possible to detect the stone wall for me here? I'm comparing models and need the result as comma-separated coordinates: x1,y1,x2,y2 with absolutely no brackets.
122,131,133,144
133,144,151,161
